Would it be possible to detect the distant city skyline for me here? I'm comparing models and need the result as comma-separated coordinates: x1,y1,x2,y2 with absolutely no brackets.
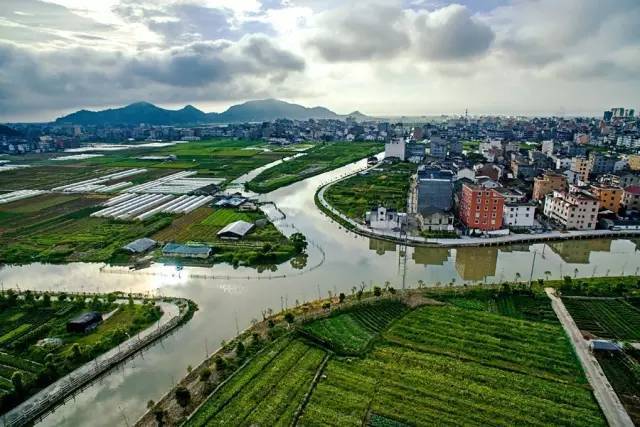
1,0,639,122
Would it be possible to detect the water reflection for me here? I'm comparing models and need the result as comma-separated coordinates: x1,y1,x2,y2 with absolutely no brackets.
454,247,499,282
548,240,612,264
411,247,449,266
369,238,396,255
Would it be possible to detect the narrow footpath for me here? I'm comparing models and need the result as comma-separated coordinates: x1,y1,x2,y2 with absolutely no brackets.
545,288,634,427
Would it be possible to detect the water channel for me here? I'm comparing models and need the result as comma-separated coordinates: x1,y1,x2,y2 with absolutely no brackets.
1,157,639,426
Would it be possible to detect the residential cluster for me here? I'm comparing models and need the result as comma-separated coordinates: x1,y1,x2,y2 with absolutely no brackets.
374,108,640,236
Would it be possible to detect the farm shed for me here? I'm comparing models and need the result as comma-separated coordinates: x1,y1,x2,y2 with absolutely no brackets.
123,238,157,253
67,311,103,333
589,339,621,352
162,243,212,259
217,220,255,240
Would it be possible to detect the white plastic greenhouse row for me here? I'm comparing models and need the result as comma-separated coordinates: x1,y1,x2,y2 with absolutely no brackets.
126,171,196,193
0,190,46,204
92,193,214,220
96,181,132,193
136,195,213,220
51,168,146,192
125,171,223,194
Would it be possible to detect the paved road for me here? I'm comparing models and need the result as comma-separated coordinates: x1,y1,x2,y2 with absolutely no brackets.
545,288,634,427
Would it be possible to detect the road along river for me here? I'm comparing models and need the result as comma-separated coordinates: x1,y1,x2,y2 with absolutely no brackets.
0,157,639,426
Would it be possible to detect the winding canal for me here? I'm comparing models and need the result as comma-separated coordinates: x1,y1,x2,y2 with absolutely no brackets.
0,157,639,426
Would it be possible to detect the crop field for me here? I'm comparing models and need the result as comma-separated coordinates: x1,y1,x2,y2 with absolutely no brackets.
152,206,298,266
75,139,288,182
186,337,326,427
431,289,558,323
298,304,603,426
0,165,120,191
246,142,383,193
0,202,172,263
596,350,640,424
0,295,161,412
301,300,408,354
324,161,416,221
562,298,640,340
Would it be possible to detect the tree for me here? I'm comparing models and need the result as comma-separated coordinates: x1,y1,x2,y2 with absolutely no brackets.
373,286,382,297
515,272,521,283
70,343,82,361
11,371,23,394
153,408,166,426
5,289,17,307
147,400,155,409
284,312,295,324
261,243,273,254
544,271,552,281
175,386,190,410
24,290,35,305
41,293,51,307
290,233,308,253
236,341,245,358
338,293,346,304
417,280,425,289
199,367,212,383
574,268,579,278
214,356,227,373
58,292,68,303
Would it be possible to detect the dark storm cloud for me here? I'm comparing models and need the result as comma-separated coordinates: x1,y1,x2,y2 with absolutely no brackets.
0,36,305,115
307,3,410,61
415,5,494,61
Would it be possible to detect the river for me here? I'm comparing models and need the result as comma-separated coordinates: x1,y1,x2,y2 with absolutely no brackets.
0,157,639,426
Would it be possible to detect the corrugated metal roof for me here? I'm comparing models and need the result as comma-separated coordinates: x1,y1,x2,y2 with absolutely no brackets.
217,220,254,237
123,238,156,253
162,243,211,255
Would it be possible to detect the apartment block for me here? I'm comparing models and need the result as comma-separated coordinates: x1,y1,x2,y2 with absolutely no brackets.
458,184,505,231
589,184,624,213
543,190,599,230
532,171,568,200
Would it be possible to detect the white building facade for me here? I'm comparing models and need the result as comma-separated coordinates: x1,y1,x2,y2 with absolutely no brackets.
502,203,535,227
543,190,599,230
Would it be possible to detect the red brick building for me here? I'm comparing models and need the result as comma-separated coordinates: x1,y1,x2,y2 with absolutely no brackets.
459,184,505,231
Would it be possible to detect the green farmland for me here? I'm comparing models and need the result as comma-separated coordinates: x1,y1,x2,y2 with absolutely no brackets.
324,161,416,222
246,142,383,193
562,298,640,340
153,207,305,268
0,291,162,412
71,139,294,182
183,291,604,426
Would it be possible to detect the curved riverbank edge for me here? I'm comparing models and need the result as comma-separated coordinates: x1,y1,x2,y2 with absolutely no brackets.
315,169,640,248
3,293,197,427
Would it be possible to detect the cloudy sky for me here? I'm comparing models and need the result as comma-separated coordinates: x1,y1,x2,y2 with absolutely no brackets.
1,0,639,122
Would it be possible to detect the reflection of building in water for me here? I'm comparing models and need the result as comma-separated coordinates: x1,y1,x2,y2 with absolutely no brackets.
455,247,498,281
499,244,532,253
369,238,396,255
412,247,450,266
631,239,640,252
548,239,612,264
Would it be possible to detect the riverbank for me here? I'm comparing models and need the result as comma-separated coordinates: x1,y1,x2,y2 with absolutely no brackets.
2,292,197,427
144,278,639,426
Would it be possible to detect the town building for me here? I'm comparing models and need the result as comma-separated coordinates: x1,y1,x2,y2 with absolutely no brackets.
365,206,407,230
570,156,591,183
629,154,640,171
416,208,454,232
415,166,454,213
503,202,536,228
458,184,505,231
533,171,569,201
589,184,624,213
543,190,599,230
384,138,406,161
623,185,640,211
122,238,157,254
494,187,526,204
429,137,448,159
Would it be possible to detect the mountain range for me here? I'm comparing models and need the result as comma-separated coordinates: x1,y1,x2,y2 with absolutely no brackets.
54,99,372,126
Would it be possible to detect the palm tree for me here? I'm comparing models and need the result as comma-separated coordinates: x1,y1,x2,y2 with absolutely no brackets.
417,280,425,289
544,271,551,281
515,272,521,283
574,268,579,278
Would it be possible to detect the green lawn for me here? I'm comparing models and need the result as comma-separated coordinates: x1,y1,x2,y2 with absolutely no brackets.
246,142,383,193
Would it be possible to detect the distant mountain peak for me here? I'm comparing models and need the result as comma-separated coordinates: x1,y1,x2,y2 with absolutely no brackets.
54,99,370,125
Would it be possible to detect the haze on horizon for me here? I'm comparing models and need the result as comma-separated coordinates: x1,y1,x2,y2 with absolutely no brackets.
0,0,638,122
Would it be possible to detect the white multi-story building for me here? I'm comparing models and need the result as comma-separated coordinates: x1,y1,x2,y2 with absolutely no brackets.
365,206,407,231
543,190,599,230
502,202,535,228
384,138,406,160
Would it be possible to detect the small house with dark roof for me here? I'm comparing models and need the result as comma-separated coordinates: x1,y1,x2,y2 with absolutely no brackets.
67,311,103,333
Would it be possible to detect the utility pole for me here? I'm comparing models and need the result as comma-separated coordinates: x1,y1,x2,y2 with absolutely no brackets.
528,250,537,288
